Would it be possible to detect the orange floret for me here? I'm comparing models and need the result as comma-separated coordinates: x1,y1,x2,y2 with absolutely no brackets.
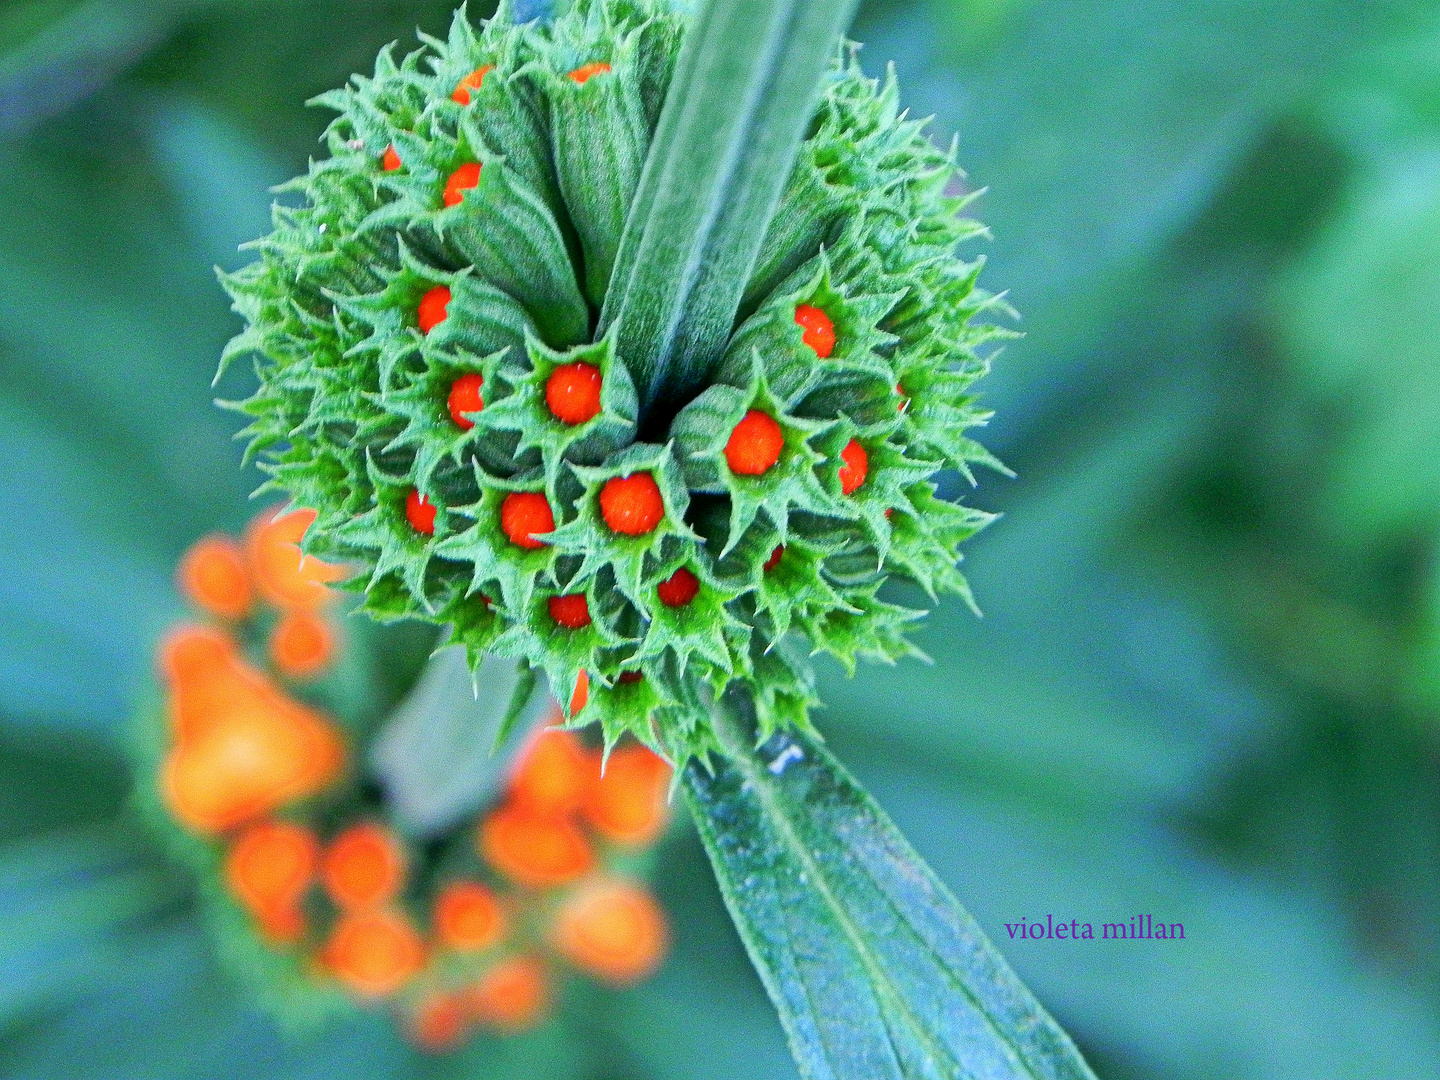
568,62,611,84
381,144,402,171
433,881,506,952
406,489,437,536
160,641,346,832
838,439,868,495
551,878,668,985
469,955,550,1033
443,162,482,208
159,624,237,723
177,534,253,619
451,64,494,105
724,410,784,476
510,728,588,817
794,304,835,358
448,373,485,429
225,818,319,919
245,507,345,610
544,362,603,425
407,991,472,1053
160,626,249,744
656,567,700,608
322,822,406,911
763,545,785,572
500,492,555,550
547,593,591,629
269,610,335,679
479,804,594,889
418,285,451,334
599,473,664,535
583,743,672,846
323,910,426,998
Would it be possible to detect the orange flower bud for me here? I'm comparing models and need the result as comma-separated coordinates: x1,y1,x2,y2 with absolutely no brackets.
177,535,253,619
323,910,425,998
406,489,437,536
547,593,590,629
268,610,335,679
433,881,506,952
245,507,345,610
509,728,588,817
160,643,346,832
551,878,668,985
479,804,594,888
451,64,494,105
418,285,451,334
381,144,402,171
794,304,835,358
443,163,482,208
500,492,555,549
568,62,611,84
583,743,671,846
569,670,589,715
407,991,471,1053
545,362,603,425
225,818,319,918
656,567,700,608
469,954,549,1033
724,410,784,476
159,625,238,735
599,473,664,535
838,439,868,495
322,822,406,910
448,372,485,429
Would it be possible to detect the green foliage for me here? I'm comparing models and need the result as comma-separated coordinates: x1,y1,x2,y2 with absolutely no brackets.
6,1,1440,1079
221,0,1006,761
686,704,1097,1080
599,0,860,410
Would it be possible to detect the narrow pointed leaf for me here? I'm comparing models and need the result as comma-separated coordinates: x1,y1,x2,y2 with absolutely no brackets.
600,0,861,418
684,703,1099,1080
369,647,546,838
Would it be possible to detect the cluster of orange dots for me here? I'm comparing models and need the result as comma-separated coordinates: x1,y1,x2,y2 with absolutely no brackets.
333,724,674,1052
162,512,348,838
380,70,872,690
717,305,867,494
162,518,672,1050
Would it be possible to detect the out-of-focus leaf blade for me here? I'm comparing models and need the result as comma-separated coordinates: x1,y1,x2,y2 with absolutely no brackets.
857,0,1424,446
684,706,1098,1080
1273,149,1440,539
0,0,197,136
369,647,547,838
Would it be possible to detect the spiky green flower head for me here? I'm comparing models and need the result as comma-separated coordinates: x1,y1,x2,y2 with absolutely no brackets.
221,0,1011,763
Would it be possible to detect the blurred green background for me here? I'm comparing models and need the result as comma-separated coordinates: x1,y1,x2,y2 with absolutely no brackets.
4,0,1440,1076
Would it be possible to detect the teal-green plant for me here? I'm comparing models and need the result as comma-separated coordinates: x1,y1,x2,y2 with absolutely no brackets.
217,1,1101,1077
220,0,1008,763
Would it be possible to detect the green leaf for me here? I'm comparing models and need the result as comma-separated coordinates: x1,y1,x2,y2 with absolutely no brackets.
684,699,1098,1080
368,646,548,838
599,0,860,419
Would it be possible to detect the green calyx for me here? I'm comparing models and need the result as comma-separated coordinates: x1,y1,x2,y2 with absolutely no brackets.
220,0,1010,763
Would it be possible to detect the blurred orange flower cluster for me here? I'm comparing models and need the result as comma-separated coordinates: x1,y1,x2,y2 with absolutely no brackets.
152,510,674,1053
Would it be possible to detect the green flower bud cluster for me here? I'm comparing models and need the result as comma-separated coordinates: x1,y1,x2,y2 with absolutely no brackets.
220,0,1010,761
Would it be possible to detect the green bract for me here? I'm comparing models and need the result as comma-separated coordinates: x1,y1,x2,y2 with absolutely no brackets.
220,0,1010,762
